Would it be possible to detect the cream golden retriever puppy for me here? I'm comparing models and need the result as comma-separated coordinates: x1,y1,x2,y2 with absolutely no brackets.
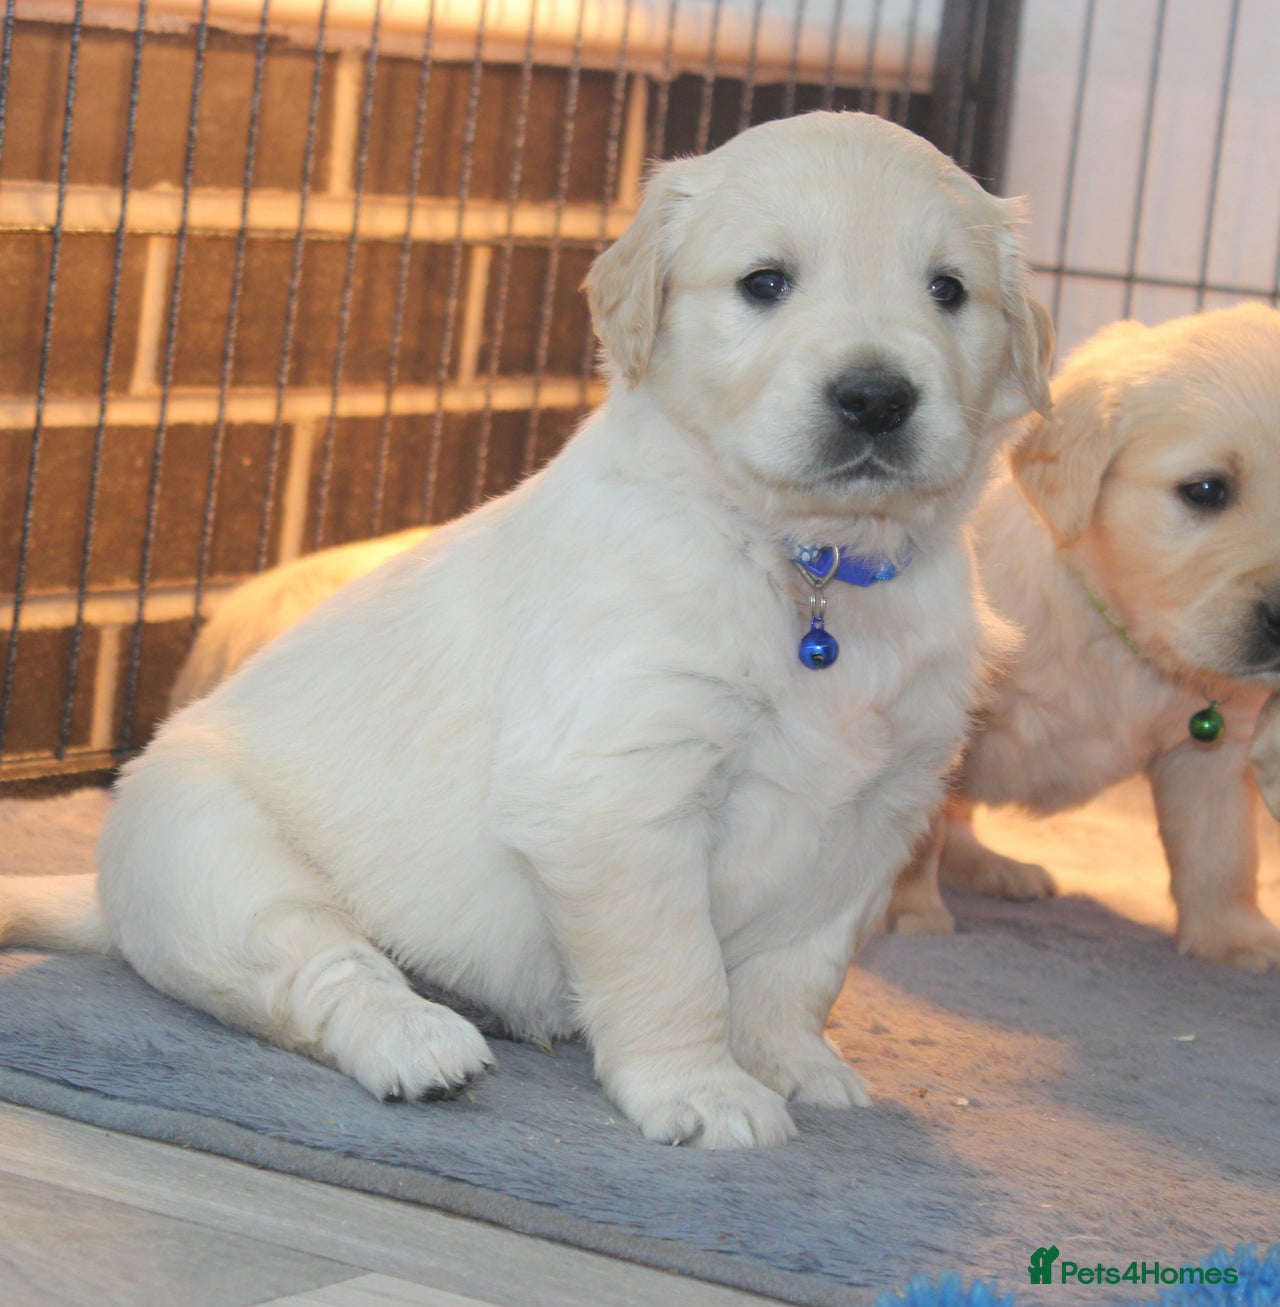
890,304,1280,971
0,112,1050,1147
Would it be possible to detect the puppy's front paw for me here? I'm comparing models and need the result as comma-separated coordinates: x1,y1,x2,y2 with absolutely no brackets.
945,848,1056,901
737,1034,871,1109
330,995,494,1101
790,1057,871,1109
610,1060,797,1149
1177,911,1280,973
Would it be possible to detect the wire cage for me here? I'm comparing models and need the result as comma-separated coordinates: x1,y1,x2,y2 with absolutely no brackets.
0,0,1026,785
1008,0,1280,357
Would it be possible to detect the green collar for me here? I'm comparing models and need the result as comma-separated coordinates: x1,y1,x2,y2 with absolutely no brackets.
1068,565,1141,656
1066,562,1224,743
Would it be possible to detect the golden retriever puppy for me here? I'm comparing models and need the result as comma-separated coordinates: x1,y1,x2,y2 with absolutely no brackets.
890,304,1280,970
0,113,1050,1147
169,528,432,711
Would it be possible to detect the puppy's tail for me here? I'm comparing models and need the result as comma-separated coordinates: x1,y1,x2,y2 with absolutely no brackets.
0,875,112,953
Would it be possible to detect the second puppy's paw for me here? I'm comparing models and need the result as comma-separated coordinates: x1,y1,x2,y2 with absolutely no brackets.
1177,910,1280,974
945,848,1056,901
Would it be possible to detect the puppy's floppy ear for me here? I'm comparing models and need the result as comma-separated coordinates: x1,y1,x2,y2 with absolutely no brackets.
1010,320,1150,547
991,199,1054,423
1006,293,1054,418
584,156,697,384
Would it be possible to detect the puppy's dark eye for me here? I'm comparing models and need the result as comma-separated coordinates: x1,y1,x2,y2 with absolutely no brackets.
1179,478,1231,510
928,274,966,310
740,269,790,303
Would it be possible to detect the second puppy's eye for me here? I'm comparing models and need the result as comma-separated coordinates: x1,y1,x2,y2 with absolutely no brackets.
740,269,791,303
928,274,967,310
1178,477,1231,510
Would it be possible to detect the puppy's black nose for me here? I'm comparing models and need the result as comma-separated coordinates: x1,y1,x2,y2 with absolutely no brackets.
1259,598,1280,648
830,368,918,436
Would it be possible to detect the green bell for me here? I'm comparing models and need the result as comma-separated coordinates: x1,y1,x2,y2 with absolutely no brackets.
1188,702,1224,743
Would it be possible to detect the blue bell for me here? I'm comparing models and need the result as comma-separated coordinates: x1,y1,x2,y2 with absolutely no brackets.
799,620,839,669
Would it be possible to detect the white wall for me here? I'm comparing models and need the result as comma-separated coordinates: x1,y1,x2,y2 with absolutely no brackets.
1005,0,1280,361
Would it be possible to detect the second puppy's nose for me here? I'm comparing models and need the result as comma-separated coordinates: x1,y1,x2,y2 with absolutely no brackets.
1259,598,1280,648
830,368,918,436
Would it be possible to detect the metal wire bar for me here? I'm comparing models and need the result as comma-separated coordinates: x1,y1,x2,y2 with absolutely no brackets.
1193,0,1240,312
0,0,84,762
0,219,453,244
864,0,885,105
423,0,489,521
736,0,766,135
962,0,990,170
574,0,636,419
118,0,211,757
372,3,437,536
469,0,537,507
1272,199,1280,306
313,0,384,549
191,0,273,642
857,0,883,111
255,0,330,570
781,0,808,119
694,0,725,154
925,0,981,173
652,0,681,155
0,0,16,173
821,0,848,110
56,0,150,759
962,0,1028,190
600,4,637,227
1119,0,1166,319
893,0,922,123
520,0,588,479
1048,0,1096,328
1030,261,1274,303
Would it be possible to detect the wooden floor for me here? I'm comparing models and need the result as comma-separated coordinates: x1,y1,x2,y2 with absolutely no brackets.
0,1101,786,1307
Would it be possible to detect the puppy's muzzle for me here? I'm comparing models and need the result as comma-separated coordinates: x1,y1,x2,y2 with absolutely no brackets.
829,367,918,436
1240,593,1280,674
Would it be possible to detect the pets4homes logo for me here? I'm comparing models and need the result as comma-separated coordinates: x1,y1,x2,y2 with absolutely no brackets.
1028,1245,1240,1288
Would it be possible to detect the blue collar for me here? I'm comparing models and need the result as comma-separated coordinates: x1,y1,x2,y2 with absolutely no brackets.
789,542,907,669
793,543,907,587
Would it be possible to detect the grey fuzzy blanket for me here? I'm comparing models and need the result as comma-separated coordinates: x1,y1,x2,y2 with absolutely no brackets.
0,786,1277,1306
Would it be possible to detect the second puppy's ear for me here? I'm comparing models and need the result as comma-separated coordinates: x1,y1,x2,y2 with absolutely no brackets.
1010,320,1148,547
584,157,698,385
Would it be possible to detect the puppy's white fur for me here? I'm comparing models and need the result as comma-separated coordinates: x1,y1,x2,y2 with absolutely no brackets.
890,304,1280,971
0,113,1049,1146
168,528,433,711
